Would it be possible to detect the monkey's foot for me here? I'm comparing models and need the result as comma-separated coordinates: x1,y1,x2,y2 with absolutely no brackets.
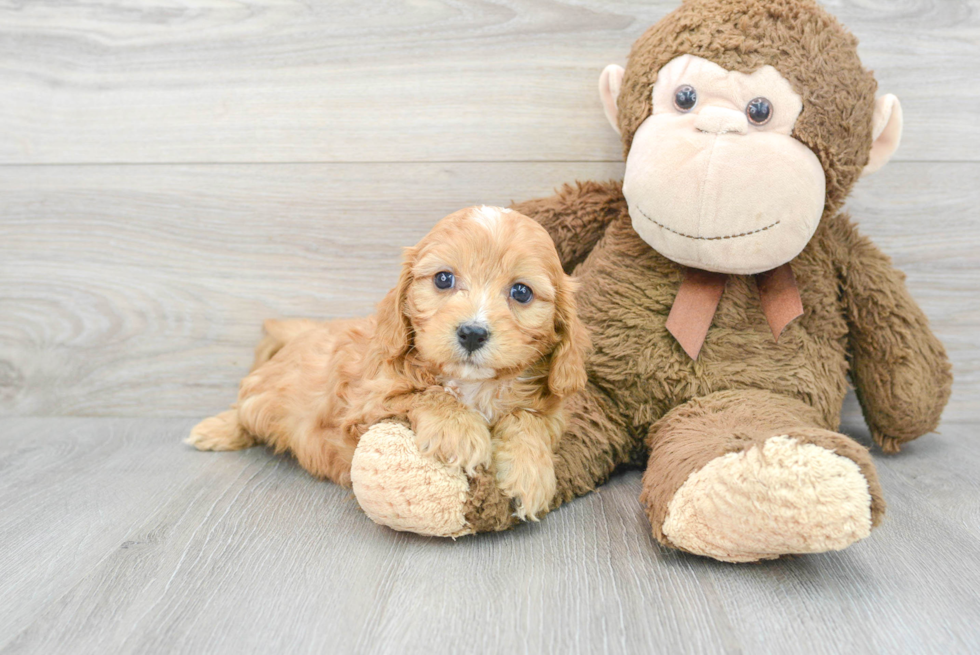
656,435,875,562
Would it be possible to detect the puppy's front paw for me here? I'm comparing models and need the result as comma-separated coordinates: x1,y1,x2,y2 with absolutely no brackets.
413,411,492,475
495,443,557,521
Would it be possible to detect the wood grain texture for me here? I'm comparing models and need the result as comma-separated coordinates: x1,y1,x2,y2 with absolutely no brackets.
0,161,625,417
0,0,977,164
1,417,978,654
2,161,976,422
0,418,259,646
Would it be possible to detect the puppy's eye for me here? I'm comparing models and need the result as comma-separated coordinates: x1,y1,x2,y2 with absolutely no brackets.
746,97,773,125
510,283,533,304
433,271,455,290
673,85,697,112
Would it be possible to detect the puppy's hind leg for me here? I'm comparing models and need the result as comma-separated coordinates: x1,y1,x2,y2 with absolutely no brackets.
252,318,319,370
186,408,257,451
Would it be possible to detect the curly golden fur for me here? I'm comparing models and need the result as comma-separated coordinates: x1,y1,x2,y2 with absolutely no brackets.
187,206,589,519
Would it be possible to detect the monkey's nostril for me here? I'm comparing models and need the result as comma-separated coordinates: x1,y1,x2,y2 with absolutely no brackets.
457,324,489,354
694,106,748,135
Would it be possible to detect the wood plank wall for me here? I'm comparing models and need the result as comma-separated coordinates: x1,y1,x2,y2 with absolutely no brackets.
1,1,978,420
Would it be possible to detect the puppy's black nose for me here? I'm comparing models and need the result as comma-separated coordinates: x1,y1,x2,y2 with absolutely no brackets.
457,324,489,353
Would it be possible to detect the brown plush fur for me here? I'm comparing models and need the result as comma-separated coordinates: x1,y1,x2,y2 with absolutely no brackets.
189,207,589,519
640,389,886,549
459,0,951,536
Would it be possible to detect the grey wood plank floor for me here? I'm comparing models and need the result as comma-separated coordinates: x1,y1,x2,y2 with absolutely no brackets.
1,417,978,654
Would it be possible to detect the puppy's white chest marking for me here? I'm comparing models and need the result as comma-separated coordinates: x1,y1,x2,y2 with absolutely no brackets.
443,379,498,423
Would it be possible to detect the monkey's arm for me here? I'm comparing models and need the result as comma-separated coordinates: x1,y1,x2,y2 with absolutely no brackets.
510,180,626,273
831,215,952,453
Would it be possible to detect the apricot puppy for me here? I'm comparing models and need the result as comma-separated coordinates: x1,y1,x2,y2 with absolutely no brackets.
187,206,589,520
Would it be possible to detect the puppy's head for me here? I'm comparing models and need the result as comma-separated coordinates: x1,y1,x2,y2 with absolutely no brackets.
376,206,589,396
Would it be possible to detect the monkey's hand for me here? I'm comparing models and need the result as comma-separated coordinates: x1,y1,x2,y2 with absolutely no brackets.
833,216,953,452
349,421,513,538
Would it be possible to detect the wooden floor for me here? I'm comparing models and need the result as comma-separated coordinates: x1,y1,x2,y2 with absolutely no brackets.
2,1,979,653
0,417,978,654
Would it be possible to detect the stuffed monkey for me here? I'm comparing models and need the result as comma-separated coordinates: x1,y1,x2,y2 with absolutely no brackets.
349,0,952,562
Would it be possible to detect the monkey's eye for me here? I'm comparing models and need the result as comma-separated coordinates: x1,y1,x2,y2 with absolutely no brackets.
510,283,533,304
434,271,455,290
673,85,697,112
746,97,773,125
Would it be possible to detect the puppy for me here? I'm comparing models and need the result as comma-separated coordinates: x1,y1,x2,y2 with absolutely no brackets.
187,206,589,519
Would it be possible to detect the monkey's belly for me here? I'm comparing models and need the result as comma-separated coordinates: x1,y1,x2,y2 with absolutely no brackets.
574,253,850,433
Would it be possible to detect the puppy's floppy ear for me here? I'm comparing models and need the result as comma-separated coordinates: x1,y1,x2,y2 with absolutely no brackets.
548,273,590,397
375,246,416,362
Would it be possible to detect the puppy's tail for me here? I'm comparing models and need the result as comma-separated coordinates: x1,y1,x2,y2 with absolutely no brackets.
251,318,319,370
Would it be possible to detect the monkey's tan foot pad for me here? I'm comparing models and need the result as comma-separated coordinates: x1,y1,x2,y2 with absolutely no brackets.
661,435,873,563
351,422,473,538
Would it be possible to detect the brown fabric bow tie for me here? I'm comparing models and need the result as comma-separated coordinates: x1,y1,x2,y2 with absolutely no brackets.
665,263,804,359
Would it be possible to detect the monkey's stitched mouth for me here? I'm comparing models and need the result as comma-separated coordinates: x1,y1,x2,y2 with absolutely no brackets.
635,206,780,241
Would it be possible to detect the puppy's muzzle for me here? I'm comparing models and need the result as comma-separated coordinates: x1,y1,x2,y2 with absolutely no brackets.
457,323,489,354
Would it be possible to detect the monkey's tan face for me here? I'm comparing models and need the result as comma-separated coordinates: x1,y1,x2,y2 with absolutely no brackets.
622,55,826,275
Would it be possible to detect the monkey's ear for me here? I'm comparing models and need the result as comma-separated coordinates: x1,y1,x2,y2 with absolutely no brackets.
862,94,903,177
599,64,625,135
